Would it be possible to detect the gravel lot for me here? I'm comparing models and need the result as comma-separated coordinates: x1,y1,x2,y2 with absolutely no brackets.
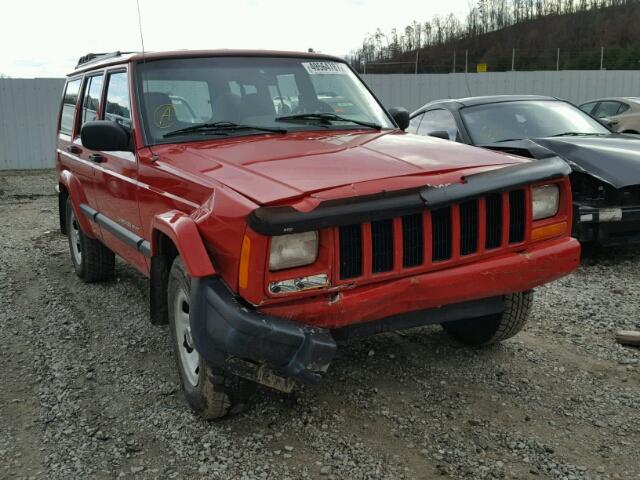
1,170,639,480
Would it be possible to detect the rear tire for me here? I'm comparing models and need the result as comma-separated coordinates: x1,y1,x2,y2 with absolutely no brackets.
65,199,115,283
167,257,255,419
442,292,533,346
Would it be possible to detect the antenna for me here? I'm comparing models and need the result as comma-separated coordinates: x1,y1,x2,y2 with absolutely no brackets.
136,0,146,59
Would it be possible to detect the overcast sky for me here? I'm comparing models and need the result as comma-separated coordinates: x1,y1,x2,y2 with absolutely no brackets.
1,0,470,78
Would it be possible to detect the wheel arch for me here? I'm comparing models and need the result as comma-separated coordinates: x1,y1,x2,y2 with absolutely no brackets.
58,170,98,238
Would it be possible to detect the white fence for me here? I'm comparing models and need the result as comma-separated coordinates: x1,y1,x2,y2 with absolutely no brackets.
1,71,639,170
0,78,65,170
362,70,640,112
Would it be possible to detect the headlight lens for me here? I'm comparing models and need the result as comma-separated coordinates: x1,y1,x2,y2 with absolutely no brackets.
532,184,560,220
269,231,319,270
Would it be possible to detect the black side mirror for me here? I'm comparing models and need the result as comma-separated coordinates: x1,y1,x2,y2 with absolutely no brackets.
428,130,451,140
388,107,410,131
81,120,131,151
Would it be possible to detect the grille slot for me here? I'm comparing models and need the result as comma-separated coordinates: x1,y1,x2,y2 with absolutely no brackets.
509,190,526,243
431,207,452,262
371,219,394,273
459,200,479,255
339,224,362,279
402,214,423,268
485,193,502,249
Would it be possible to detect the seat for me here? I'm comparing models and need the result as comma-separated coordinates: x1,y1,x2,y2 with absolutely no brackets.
143,92,178,139
241,93,276,122
210,93,243,123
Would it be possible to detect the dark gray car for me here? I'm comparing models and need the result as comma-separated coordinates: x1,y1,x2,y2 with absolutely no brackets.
409,95,640,246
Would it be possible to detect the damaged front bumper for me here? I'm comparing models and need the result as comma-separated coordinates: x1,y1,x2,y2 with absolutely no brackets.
574,203,640,245
189,277,337,386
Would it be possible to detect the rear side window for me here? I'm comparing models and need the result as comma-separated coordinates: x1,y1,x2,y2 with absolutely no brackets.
593,101,622,118
60,78,82,135
104,72,132,130
82,75,104,126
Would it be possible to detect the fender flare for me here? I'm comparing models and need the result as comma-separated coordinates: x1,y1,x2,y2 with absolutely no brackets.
58,170,99,238
150,211,216,278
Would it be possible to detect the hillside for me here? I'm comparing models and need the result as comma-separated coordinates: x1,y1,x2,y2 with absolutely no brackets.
351,1,640,73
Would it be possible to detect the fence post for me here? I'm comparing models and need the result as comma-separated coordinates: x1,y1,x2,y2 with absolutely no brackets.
556,48,560,71
453,50,456,73
465,50,468,73
415,49,419,74
511,48,516,71
600,46,604,70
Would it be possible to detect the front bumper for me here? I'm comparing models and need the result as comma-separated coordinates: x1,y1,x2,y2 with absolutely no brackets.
574,204,640,245
189,277,337,384
190,237,579,384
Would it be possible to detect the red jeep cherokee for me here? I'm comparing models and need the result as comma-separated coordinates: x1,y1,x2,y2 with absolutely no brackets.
56,50,580,418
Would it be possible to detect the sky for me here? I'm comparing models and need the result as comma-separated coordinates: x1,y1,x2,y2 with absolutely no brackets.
0,0,469,78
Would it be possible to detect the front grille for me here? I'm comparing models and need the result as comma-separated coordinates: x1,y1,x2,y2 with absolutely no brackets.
431,207,452,261
339,224,362,279
459,200,478,256
508,190,526,243
337,189,528,280
371,219,394,273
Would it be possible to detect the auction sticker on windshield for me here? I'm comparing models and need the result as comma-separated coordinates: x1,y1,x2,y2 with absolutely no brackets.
302,62,348,75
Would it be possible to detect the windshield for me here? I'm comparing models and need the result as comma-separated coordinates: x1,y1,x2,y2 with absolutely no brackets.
136,56,394,143
461,100,610,144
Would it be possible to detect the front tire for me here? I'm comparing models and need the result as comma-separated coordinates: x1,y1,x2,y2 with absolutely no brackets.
65,199,114,283
442,292,533,346
167,257,254,419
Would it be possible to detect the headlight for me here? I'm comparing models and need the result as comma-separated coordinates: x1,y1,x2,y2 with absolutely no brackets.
269,231,318,270
532,184,559,220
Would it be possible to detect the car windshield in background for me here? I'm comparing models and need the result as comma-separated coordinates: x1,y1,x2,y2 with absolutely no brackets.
136,56,394,143
461,100,610,145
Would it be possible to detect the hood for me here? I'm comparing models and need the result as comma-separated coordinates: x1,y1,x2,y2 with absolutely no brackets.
155,130,527,205
483,134,640,189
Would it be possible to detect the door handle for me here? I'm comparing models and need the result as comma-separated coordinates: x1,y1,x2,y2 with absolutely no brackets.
66,145,81,154
88,153,105,163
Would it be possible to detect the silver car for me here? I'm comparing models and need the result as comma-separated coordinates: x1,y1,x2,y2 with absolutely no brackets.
579,97,640,134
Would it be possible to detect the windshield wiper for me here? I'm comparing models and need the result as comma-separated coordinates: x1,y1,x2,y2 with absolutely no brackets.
163,121,287,138
549,132,609,137
275,113,382,130
493,138,524,143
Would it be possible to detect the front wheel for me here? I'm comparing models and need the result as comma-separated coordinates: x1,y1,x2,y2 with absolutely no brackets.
167,257,255,419
442,292,533,346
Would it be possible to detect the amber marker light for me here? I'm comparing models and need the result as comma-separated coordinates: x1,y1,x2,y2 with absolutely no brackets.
239,235,251,289
531,221,567,242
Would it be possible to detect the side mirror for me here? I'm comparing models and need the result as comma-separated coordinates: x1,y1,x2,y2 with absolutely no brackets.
428,130,451,140
388,107,410,131
81,120,131,151
598,117,617,129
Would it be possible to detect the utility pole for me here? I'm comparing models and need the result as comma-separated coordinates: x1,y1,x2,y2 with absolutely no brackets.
556,48,560,71
511,48,516,71
465,50,468,73
453,50,456,73
600,46,604,70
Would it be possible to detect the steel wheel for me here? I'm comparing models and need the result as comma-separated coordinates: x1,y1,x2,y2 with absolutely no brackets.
68,207,82,265
173,288,200,387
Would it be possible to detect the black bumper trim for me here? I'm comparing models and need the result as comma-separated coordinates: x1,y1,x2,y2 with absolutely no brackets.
246,157,570,235
189,277,337,384
332,296,505,340
573,203,640,245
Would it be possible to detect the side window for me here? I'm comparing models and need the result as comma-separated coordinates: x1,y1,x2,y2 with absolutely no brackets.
82,74,104,126
618,102,630,115
104,72,132,130
579,102,597,114
593,101,622,118
407,113,423,134
418,109,459,140
59,78,82,135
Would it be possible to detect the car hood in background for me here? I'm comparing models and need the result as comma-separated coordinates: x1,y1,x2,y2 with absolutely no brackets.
482,134,640,189
156,130,527,205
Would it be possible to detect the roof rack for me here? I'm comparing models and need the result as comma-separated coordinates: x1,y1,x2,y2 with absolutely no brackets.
75,51,134,68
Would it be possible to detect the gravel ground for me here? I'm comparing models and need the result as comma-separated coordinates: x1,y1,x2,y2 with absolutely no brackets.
1,170,639,480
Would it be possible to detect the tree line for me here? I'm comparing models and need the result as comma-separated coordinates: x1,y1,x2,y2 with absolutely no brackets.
349,0,640,72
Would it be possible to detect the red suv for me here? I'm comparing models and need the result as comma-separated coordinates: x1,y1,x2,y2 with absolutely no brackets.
56,50,580,418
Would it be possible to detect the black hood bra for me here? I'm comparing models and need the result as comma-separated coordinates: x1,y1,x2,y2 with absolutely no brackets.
483,134,640,189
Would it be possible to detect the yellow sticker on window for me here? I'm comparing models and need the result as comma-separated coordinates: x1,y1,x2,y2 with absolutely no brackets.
153,104,176,129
